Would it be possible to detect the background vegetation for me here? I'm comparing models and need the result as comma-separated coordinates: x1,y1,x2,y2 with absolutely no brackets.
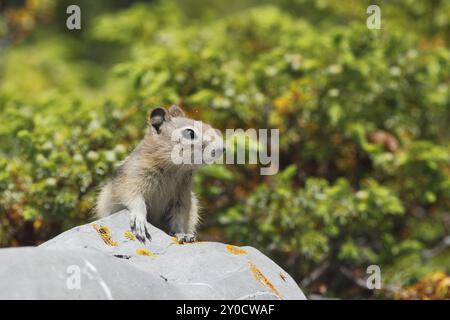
0,0,449,299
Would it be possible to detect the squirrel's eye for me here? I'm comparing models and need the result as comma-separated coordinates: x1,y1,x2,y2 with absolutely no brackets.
182,128,196,140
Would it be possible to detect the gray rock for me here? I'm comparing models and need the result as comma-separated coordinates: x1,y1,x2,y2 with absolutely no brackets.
0,210,306,300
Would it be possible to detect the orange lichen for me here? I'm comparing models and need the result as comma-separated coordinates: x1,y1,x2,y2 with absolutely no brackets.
124,230,136,241
226,244,248,255
92,224,118,246
136,248,155,257
248,261,282,300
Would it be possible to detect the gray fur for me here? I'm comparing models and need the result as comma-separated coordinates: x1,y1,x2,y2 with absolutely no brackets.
96,105,223,243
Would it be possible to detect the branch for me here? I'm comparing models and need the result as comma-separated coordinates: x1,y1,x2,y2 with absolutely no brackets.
422,236,450,259
301,260,330,287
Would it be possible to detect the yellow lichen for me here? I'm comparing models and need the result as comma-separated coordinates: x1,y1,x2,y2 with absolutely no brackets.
171,236,200,245
248,261,282,300
124,230,136,241
136,248,155,257
226,244,248,255
92,224,118,246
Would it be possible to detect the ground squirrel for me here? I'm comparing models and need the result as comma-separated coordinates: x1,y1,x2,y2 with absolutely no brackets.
96,105,224,243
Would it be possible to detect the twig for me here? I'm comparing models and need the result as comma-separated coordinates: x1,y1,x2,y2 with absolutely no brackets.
301,260,330,287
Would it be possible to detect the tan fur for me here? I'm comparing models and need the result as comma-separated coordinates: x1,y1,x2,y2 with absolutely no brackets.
96,105,223,243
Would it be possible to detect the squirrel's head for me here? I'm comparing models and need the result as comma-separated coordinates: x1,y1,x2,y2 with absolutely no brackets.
148,105,224,168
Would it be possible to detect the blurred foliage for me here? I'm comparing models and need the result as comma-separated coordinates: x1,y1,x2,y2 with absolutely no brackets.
394,272,450,300
0,0,449,298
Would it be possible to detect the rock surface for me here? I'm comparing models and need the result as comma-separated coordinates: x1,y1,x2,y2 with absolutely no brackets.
0,210,306,300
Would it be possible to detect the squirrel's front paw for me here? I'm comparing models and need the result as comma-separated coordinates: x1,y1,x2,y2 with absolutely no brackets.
173,233,196,244
130,215,152,243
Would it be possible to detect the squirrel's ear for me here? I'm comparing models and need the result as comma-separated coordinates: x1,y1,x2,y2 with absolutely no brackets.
168,104,185,118
148,107,169,134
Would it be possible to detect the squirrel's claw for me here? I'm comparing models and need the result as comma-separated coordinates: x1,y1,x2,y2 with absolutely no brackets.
131,216,152,243
174,233,196,244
